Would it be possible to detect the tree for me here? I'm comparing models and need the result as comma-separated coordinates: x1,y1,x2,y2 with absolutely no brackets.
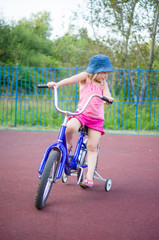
0,19,13,65
78,0,140,68
18,11,53,39
147,1,159,70
75,0,159,69
0,12,57,67
53,26,114,68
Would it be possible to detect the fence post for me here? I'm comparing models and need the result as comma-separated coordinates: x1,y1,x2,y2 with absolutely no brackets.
135,66,140,131
75,65,78,109
14,63,18,127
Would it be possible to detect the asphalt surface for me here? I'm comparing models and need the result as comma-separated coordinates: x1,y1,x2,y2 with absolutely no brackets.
0,130,159,240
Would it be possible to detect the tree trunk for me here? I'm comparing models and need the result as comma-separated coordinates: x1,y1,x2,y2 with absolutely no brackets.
148,2,159,70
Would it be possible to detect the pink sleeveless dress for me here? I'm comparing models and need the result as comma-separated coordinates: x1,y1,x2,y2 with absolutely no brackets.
71,79,105,135
77,79,104,120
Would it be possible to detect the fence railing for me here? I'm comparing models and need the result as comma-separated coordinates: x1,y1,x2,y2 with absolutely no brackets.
0,65,159,132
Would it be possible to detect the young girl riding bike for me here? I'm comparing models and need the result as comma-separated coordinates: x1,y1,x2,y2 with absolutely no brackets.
47,54,114,189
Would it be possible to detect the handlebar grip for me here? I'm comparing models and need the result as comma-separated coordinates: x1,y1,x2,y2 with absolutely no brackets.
37,84,48,88
101,96,113,104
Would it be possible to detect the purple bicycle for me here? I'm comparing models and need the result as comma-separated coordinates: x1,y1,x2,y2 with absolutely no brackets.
35,85,112,210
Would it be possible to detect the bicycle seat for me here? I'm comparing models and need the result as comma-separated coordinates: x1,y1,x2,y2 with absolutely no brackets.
79,126,88,135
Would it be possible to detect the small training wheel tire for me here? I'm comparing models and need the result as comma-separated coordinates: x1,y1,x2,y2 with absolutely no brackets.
62,170,68,183
105,178,112,192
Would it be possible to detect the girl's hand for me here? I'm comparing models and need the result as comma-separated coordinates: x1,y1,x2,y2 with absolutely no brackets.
47,82,58,89
105,97,114,105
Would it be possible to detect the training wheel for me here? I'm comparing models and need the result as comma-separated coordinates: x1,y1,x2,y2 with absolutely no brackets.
105,178,112,192
62,170,68,183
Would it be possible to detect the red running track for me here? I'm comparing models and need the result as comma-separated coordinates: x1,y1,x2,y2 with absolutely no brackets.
0,130,159,240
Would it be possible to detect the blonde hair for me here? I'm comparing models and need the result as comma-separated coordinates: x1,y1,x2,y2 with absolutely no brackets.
87,73,98,81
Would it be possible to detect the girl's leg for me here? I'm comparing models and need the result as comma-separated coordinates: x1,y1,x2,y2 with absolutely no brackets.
66,118,82,149
86,128,101,180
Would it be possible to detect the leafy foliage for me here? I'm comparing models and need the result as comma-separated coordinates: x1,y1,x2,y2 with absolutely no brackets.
0,1,159,70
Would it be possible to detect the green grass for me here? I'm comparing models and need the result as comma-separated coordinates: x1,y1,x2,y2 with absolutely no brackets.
104,101,159,131
0,96,159,132
0,96,75,127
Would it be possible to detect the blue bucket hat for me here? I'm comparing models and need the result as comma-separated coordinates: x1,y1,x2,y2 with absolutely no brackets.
86,54,114,73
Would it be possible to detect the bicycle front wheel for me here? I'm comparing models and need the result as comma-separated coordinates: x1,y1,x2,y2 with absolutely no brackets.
35,150,60,210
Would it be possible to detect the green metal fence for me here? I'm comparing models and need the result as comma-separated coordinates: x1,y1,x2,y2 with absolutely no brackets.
0,65,159,132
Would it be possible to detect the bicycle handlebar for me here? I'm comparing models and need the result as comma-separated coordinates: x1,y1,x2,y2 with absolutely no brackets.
38,84,113,116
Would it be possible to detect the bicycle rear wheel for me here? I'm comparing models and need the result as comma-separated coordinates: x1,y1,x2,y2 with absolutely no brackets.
35,150,60,210
77,139,87,184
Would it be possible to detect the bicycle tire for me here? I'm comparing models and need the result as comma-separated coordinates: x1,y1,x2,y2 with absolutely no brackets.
77,139,87,183
35,150,60,210
62,170,68,183
77,142,99,182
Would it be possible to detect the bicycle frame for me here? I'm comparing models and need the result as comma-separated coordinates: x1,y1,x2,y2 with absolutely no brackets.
35,85,113,210
38,115,87,180
37,85,112,181
38,120,67,178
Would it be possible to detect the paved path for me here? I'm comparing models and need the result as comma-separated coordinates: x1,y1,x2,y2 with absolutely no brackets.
0,130,159,240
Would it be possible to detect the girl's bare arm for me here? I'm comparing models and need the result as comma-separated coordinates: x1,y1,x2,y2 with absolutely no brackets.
103,81,114,103
47,72,88,88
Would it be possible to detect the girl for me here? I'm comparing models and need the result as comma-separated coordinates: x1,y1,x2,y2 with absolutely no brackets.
47,54,114,189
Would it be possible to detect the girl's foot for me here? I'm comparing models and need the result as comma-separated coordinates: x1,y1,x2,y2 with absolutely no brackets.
80,177,94,189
